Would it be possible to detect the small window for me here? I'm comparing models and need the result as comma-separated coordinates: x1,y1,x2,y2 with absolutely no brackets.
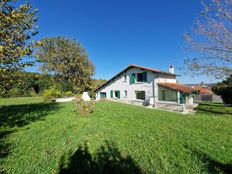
135,91,145,100
136,72,147,82
137,73,143,82
123,75,127,82
124,90,127,98
114,91,120,99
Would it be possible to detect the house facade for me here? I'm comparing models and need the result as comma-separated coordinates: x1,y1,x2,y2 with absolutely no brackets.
95,65,195,112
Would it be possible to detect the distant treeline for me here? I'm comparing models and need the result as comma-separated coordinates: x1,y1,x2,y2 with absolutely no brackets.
0,71,106,98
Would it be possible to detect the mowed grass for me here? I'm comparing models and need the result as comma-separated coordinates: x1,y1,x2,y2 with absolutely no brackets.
0,97,232,174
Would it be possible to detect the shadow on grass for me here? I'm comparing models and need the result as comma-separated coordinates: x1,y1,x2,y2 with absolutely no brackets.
58,141,144,174
0,130,13,159
188,147,232,174
0,102,60,127
195,102,232,115
0,129,14,174
0,102,60,173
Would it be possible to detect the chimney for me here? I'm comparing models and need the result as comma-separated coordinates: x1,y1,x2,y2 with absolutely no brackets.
169,65,174,74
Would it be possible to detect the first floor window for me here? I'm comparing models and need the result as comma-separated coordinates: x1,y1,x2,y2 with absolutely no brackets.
137,73,143,82
135,91,145,100
158,86,177,102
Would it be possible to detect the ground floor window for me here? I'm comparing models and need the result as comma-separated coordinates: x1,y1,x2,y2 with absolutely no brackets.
135,91,145,100
124,90,127,98
114,90,120,99
100,92,107,99
158,86,177,102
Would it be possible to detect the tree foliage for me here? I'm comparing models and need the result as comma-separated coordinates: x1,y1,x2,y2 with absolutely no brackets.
184,0,232,79
35,37,95,93
89,79,107,97
90,79,107,91
0,0,39,94
212,75,232,105
0,71,53,97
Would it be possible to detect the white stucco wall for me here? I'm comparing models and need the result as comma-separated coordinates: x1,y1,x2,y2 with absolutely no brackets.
154,76,177,105
96,68,177,105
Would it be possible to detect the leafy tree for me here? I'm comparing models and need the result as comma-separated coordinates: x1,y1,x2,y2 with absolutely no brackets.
0,71,53,97
0,0,39,95
212,75,232,105
184,0,232,79
34,74,53,93
90,79,107,91
89,79,107,98
35,37,95,92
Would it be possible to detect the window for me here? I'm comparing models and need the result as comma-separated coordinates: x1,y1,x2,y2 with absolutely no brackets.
135,91,145,100
100,92,107,99
158,86,177,102
124,90,127,98
130,72,147,84
114,91,120,99
123,75,127,82
137,73,143,82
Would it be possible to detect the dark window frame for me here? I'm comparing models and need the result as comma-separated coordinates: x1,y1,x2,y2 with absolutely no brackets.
137,73,144,82
135,91,146,100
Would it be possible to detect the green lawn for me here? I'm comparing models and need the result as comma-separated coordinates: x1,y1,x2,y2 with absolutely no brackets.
0,97,232,174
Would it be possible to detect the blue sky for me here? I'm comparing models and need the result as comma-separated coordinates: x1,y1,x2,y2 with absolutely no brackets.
25,0,216,84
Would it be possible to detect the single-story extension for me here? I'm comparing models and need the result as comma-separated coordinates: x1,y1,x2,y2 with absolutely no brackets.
95,64,197,112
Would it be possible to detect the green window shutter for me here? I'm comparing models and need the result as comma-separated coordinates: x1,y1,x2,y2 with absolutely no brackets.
130,73,136,84
118,91,120,99
110,90,113,98
143,72,147,82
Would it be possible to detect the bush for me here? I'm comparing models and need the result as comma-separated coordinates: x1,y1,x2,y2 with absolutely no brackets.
212,75,232,105
212,85,232,105
64,91,74,97
74,96,94,115
43,88,61,102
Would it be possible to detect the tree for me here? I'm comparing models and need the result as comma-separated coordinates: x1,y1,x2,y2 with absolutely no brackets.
0,71,53,97
35,37,95,92
90,79,107,91
184,0,232,79
89,79,107,97
212,75,232,105
0,0,39,94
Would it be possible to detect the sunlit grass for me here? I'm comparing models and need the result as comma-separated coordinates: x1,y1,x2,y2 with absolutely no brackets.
0,97,232,174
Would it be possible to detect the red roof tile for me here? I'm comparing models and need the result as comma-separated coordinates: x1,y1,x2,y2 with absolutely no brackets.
158,83,195,93
192,85,213,95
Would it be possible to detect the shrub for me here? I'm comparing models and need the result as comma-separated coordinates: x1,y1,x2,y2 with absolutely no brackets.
212,75,232,105
74,96,94,115
43,88,61,102
64,91,74,97
212,85,232,105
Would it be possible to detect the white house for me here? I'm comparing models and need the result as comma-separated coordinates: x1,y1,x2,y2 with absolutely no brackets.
95,64,196,112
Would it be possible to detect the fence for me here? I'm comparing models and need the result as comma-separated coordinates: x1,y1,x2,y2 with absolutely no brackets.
193,94,223,103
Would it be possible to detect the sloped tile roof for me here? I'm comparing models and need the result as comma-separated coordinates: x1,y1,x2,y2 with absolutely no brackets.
158,83,195,93
192,85,213,95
